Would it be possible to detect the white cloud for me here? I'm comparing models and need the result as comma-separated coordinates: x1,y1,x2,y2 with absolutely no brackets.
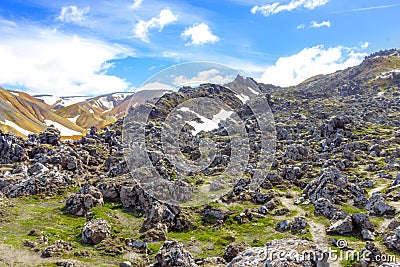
130,0,143,9
257,45,367,87
360,41,370,49
58,6,90,24
133,8,178,43
310,20,331,28
163,51,179,58
173,69,233,86
140,82,175,90
0,26,132,96
181,23,219,46
0,17,17,28
251,0,328,16
296,24,305,29
303,0,328,9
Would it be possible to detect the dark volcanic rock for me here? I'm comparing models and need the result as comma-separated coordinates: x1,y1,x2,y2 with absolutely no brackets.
0,133,26,164
314,198,346,220
224,242,247,262
151,240,198,267
366,193,396,216
275,220,291,232
383,226,400,251
303,167,365,204
327,215,353,235
42,240,73,258
38,126,61,146
64,184,104,216
81,219,111,245
3,170,73,198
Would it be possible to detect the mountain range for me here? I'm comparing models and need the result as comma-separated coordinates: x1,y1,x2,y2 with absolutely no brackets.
0,49,399,138
0,89,136,137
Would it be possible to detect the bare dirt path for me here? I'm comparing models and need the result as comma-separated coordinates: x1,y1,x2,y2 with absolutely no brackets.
279,195,341,267
0,244,89,267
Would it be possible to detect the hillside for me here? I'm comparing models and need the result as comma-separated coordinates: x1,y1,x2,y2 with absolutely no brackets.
0,88,172,136
290,49,400,98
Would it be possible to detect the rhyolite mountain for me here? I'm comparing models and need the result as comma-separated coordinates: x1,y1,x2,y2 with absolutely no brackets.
0,88,85,137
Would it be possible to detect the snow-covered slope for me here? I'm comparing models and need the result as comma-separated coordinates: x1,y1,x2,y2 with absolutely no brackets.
0,88,86,137
35,95,91,110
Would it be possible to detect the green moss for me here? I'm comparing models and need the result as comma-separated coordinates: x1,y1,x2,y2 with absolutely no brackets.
340,257,360,267
167,214,297,259
341,205,366,215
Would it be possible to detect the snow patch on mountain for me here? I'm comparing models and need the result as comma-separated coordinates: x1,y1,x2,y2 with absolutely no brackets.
247,86,259,95
44,120,82,136
9,92,20,97
2,120,33,136
235,93,249,104
67,115,80,124
178,107,233,135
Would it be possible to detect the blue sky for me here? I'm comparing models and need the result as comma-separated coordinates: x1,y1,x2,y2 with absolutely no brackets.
0,0,399,96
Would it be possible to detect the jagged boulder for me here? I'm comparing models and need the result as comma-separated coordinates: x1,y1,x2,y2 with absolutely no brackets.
200,206,228,224
64,184,104,216
61,154,78,171
41,240,73,257
38,126,61,146
120,183,155,212
383,226,400,251
142,204,176,231
81,219,111,245
291,217,307,232
151,240,198,267
224,242,247,262
0,134,25,163
387,220,400,230
319,116,351,138
365,193,396,216
119,180,189,231
275,220,291,232
284,144,309,161
303,167,365,204
28,162,49,176
313,198,346,219
327,215,353,235
352,214,374,231
104,157,129,178
392,173,400,186
281,166,302,181
97,178,126,203
4,171,72,198
251,190,274,204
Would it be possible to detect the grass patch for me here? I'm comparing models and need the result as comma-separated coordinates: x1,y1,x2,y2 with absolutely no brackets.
0,195,147,266
341,205,366,215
